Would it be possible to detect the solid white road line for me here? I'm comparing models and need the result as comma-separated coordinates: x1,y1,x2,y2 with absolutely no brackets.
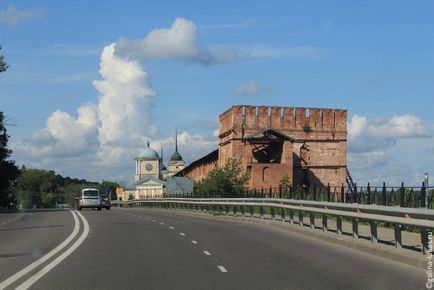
15,211,90,290
180,233,186,236
203,251,211,256
0,211,80,289
191,240,198,244
218,266,228,273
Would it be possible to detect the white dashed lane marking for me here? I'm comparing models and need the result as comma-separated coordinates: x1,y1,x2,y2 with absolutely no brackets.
218,266,228,273
124,211,228,274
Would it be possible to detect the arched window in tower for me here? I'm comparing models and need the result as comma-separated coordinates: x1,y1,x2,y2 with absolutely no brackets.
262,166,270,182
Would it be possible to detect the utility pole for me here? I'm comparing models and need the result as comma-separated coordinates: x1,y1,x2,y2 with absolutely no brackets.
425,173,429,208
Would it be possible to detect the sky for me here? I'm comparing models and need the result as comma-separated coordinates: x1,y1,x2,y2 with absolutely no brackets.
1,0,434,186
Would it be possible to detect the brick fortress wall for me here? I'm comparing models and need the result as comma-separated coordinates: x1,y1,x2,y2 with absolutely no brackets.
180,105,347,189
178,150,218,183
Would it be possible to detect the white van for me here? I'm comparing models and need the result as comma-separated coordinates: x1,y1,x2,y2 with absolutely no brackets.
78,188,101,210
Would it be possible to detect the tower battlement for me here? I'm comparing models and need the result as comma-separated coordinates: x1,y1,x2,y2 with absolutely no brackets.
219,105,347,135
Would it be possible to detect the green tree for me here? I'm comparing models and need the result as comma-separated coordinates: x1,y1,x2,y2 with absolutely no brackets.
41,191,56,207
63,183,88,207
279,173,290,187
0,48,19,207
40,170,57,207
15,168,46,207
194,158,250,197
13,166,100,208
0,45,7,73
0,112,20,207
99,181,120,200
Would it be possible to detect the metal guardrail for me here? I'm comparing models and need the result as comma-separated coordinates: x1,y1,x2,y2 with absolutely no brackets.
113,198,434,255
178,183,434,208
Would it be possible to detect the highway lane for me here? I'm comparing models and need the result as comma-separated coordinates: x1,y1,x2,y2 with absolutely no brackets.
0,210,74,283
117,208,425,290
28,207,424,290
1,208,425,289
30,208,232,290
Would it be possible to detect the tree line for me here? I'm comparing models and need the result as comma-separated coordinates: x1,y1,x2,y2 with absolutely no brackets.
0,46,20,207
12,167,119,209
13,167,99,208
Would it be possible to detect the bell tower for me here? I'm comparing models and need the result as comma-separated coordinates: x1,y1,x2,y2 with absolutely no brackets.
135,141,160,181
168,128,185,176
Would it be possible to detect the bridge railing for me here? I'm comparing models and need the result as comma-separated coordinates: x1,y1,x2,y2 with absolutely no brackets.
112,197,434,255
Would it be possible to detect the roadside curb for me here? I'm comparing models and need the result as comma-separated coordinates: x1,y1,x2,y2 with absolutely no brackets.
124,207,426,269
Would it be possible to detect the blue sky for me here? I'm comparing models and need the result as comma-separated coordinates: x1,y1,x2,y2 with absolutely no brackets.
1,1,433,186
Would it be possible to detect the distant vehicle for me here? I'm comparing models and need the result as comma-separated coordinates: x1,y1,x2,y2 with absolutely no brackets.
78,188,101,210
100,194,111,210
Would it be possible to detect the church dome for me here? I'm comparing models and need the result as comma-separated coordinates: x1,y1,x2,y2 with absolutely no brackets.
170,129,183,162
170,151,183,162
137,142,159,159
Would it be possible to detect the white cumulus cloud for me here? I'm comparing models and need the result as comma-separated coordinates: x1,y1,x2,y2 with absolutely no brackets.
116,18,198,60
46,105,98,147
367,115,429,139
115,17,244,65
13,103,99,159
348,114,430,154
13,43,158,180
347,114,431,179
94,43,156,146
347,115,367,138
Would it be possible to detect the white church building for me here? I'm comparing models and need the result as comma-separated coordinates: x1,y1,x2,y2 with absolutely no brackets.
119,132,193,200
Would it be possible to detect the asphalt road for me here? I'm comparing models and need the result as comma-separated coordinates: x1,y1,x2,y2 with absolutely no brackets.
0,210,73,284
0,208,426,290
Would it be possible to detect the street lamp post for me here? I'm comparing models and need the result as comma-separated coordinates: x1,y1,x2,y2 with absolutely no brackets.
425,173,429,208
